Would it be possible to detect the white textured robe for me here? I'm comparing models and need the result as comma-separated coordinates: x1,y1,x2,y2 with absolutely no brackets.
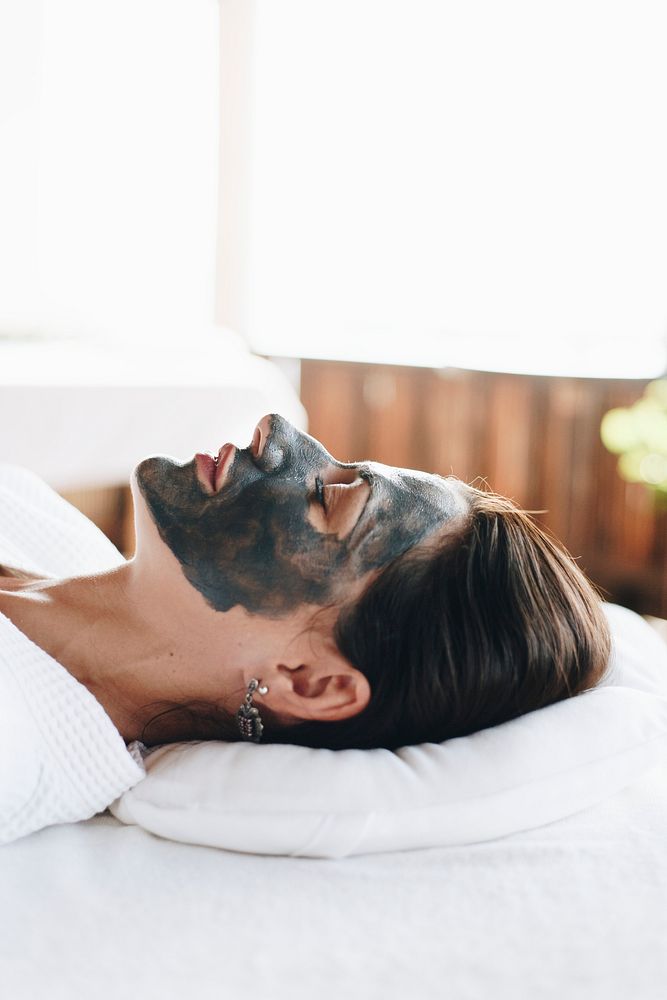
0,464,144,845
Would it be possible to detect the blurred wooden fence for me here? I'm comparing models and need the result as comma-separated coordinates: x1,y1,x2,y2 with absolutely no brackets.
300,360,667,618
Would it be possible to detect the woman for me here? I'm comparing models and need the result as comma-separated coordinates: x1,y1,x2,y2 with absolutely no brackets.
0,414,610,841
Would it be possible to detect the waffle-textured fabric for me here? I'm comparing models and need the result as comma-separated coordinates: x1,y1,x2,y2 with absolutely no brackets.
0,463,145,845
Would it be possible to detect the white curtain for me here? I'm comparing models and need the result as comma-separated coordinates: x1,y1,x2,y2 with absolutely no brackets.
223,0,667,377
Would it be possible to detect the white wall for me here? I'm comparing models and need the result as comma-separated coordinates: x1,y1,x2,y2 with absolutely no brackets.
1,0,220,346
239,0,667,377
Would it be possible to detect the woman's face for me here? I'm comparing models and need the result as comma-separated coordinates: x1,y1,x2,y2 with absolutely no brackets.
133,414,467,616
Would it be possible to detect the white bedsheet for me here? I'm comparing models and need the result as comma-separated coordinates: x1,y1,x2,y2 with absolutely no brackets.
2,760,666,1000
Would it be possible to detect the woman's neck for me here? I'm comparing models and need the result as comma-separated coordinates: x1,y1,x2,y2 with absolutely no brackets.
0,562,252,742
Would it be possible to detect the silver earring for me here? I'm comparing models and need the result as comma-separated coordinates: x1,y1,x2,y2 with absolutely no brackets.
237,678,269,743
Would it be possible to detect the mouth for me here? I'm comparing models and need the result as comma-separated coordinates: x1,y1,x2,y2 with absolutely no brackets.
194,418,268,495
195,443,237,495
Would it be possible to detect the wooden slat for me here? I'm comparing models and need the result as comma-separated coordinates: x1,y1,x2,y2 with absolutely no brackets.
301,359,666,617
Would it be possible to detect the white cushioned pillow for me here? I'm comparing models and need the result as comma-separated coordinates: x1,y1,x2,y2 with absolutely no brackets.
110,604,667,858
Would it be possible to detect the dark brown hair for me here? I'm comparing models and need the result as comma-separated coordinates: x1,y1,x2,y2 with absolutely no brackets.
141,485,611,750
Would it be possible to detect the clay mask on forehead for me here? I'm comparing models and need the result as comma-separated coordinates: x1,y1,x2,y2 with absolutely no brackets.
134,415,466,617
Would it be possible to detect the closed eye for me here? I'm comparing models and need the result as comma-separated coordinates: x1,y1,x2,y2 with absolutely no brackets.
314,475,327,509
309,471,372,538
322,479,365,508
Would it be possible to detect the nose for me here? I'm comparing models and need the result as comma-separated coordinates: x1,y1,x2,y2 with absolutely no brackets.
251,412,345,472
251,414,274,459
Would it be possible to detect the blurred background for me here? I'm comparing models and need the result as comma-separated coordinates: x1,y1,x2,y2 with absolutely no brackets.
1,0,666,614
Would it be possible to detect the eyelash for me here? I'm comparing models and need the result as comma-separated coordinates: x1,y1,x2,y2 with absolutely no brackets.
314,475,327,510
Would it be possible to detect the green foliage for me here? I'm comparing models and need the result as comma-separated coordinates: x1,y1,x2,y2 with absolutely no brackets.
600,379,667,499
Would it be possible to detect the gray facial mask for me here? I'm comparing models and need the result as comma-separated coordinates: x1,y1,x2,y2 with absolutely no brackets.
135,414,463,616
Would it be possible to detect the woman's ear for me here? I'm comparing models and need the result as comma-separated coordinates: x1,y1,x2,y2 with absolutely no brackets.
268,649,371,723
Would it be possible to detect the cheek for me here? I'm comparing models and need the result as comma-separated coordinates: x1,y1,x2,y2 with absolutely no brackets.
268,502,348,581
190,523,344,615
287,533,349,585
306,504,334,535
138,461,360,613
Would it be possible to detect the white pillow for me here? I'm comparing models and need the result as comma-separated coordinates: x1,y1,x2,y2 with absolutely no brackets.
110,604,667,858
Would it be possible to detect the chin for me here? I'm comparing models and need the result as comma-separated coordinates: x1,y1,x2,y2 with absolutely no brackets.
133,454,188,488
132,454,205,526
130,457,186,550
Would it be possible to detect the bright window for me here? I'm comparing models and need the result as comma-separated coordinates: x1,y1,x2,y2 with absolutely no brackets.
1,0,219,346
240,0,667,377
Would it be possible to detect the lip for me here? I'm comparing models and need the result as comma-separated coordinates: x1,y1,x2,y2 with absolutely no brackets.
194,453,218,493
195,444,237,495
251,425,260,458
